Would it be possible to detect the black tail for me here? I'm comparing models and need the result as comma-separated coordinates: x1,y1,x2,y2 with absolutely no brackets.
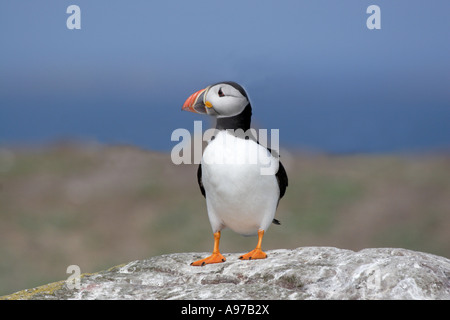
272,219,281,225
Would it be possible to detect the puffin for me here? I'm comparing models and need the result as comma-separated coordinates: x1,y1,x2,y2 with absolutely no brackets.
182,81,288,266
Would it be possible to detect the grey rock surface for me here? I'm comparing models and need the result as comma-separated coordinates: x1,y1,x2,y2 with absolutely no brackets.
3,247,450,300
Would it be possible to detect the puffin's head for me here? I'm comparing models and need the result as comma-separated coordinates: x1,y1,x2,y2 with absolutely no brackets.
182,81,249,118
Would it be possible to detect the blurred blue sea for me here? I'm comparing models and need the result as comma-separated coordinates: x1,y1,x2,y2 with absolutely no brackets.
1,1,449,153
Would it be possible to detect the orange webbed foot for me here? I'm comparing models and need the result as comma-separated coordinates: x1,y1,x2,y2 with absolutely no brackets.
239,229,267,260
191,231,225,266
191,253,226,266
239,248,267,260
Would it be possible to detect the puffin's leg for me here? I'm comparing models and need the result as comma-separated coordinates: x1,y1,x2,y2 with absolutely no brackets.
191,231,226,266
239,229,267,260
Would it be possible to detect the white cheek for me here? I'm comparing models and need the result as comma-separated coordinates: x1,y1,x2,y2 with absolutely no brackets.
213,96,247,117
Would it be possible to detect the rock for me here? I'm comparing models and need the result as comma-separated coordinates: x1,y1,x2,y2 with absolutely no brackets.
2,247,449,300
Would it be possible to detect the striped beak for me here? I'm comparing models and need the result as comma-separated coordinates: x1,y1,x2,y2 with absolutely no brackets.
182,87,208,114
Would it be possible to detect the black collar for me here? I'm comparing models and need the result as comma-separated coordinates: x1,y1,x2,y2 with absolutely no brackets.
215,103,252,131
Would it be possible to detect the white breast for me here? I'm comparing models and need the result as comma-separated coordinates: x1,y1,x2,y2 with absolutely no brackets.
201,131,280,236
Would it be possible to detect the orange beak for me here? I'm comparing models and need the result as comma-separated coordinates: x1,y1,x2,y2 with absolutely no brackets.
182,88,208,114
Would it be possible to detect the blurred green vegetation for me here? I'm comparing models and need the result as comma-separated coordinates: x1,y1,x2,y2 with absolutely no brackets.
0,143,449,296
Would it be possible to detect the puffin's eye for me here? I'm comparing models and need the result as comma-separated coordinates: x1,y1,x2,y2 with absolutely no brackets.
218,88,225,97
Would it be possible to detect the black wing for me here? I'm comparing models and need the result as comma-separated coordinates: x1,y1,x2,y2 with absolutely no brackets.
197,164,206,198
264,146,288,200
276,160,288,199
272,160,288,225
